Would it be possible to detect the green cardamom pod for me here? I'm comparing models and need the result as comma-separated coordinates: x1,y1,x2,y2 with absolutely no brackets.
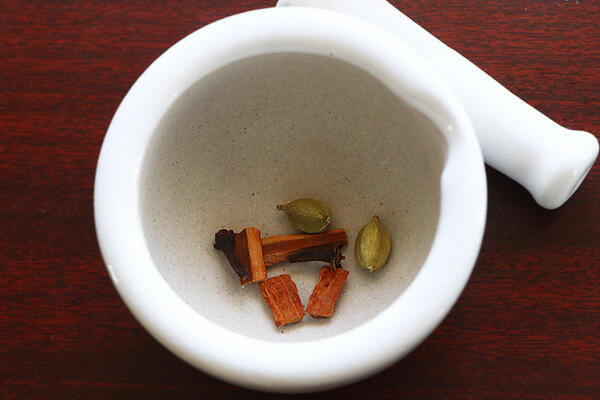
277,198,332,233
355,216,391,272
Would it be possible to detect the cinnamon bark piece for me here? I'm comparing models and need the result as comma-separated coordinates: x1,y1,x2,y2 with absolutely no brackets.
234,227,266,285
214,229,249,283
214,227,266,285
258,274,306,328
306,266,349,318
261,229,348,269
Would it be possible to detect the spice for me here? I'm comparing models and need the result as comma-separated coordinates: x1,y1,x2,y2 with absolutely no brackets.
354,216,391,272
277,198,332,233
258,274,306,328
234,227,267,285
306,266,349,318
214,229,249,282
261,229,348,269
214,227,266,285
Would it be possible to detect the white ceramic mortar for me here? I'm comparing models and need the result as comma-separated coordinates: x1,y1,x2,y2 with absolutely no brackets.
96,6,497,392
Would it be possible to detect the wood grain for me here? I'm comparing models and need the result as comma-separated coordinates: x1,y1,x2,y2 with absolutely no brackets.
1,0,598,398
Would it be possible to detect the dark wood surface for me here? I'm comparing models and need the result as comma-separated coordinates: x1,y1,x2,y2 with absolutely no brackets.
1,1,598,398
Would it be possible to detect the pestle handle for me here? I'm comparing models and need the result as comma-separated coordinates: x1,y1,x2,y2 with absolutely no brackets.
277,0,599,209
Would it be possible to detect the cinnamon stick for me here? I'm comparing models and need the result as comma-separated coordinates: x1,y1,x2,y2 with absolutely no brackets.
258,274,306,328
214,229,249,282
234,227,267,285
261,229,348,269
306,266,349,318
214,227,266,285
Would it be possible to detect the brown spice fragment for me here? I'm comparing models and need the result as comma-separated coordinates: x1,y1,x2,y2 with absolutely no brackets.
234,227,266,285
258,274,306,328
261,229,348,269
214,227,266,285
214,229,249,283
306,266,349,318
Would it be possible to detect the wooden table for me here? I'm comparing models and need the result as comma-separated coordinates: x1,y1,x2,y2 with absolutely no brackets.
2,1,598,398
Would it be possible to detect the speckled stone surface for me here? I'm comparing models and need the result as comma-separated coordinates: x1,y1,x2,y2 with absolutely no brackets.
141,53,446,342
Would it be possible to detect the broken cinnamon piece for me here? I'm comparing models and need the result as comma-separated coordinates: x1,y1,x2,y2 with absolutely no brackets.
258,274,306,328
306,266,349,318
214,229,249,283
234,227,267,285
261,229,348,269
214,227,266,285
